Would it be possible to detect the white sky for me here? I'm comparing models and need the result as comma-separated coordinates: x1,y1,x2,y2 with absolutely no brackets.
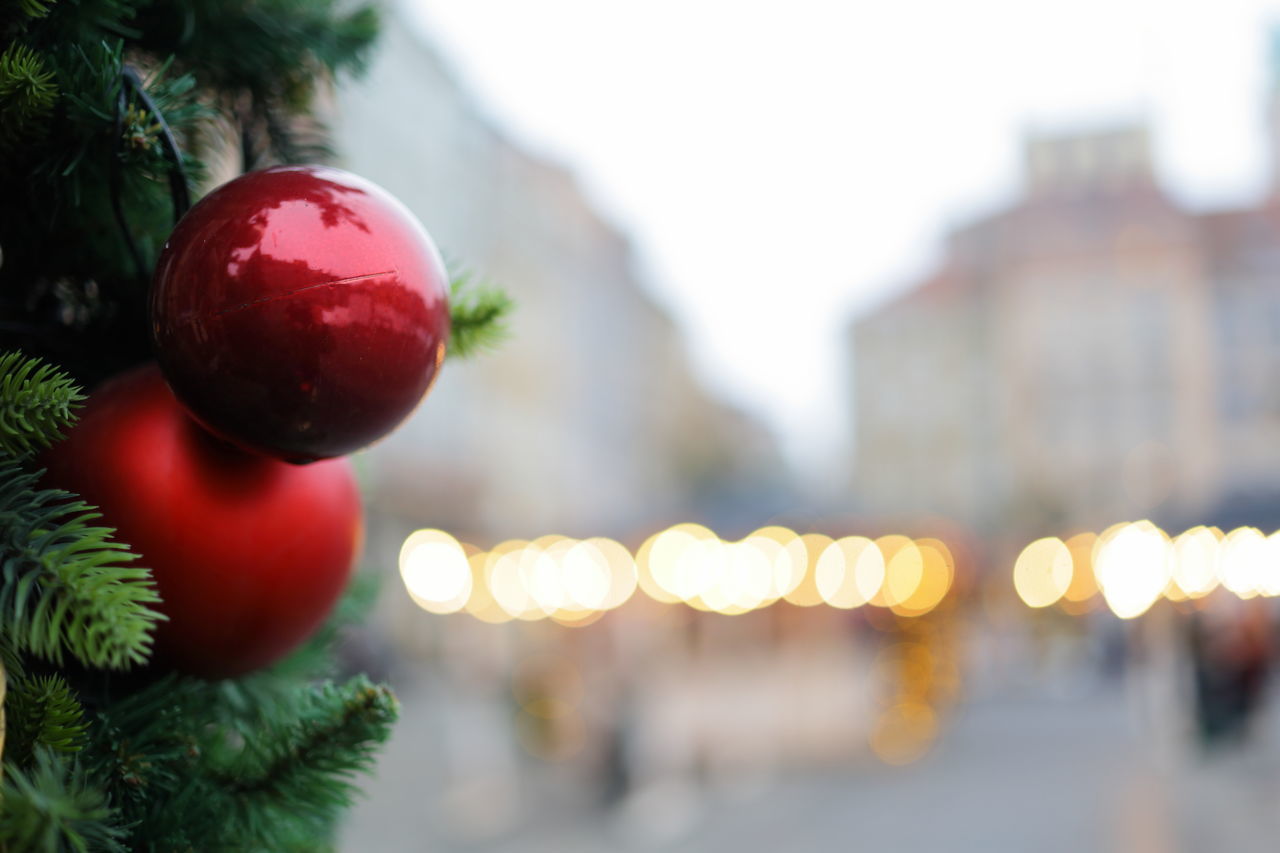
405,0,1280,478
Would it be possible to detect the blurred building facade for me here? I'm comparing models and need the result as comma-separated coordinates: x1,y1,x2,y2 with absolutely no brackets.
849,90,1280,537
333,2,785,549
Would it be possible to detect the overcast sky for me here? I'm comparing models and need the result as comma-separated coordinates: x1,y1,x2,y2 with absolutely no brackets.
405,0,1280,477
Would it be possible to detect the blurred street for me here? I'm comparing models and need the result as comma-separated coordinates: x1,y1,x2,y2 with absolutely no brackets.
334,6,1280,852
342,665,1280,853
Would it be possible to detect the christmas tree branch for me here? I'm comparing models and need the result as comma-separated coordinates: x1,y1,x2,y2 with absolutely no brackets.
86,674,206,821
133,0,378,167
450,271,514,359
0,463,165,670
0,747,125,853
3,673,88,770
88,674,397,849
226,676,397,809
12,0,55,20
0,351,84,458
0,43,58,156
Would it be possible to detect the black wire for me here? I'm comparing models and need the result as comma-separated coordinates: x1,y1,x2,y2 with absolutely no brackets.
109,66,193,284
123,67,191,222
109,77,146,284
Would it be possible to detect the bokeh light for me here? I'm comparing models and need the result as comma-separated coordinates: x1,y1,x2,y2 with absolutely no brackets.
746,525,807,600
881,536,924,609
1092,522,1171,619
1263,532,1280,597
869,701,938,766
1012,537,1072,609
486,539,542,620
584,537,638,610
1218,526,1266,599
784,533,830,607
400,525,960,624
399,529,473,614
816,536,882,609
464,551,512,624
1171,526,1221,599
1062,532,1098,604
1013,522,1280,616
894,538,953,616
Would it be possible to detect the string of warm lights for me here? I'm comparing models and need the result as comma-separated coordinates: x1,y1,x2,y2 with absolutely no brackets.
399,524,957,625
1014,521,1280,618
402,519,1280,625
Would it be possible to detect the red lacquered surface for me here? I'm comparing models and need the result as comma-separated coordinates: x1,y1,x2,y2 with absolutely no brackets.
43,364,363,679
151,165,449,463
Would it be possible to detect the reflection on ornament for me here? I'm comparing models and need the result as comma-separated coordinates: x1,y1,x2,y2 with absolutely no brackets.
152,165,450,462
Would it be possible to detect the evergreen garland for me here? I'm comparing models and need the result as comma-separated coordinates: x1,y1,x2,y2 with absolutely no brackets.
0,42,57,155
0,748,125,853
4,674,89,769
0,351,84,457
0,355,402,847
450,272,516,359
0,460,164,670
0,1,510,847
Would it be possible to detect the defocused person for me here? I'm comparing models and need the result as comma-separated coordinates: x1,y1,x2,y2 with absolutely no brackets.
1189,594,1273,747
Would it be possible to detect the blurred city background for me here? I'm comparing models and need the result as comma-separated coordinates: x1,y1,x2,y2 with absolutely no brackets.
335,2,1280,850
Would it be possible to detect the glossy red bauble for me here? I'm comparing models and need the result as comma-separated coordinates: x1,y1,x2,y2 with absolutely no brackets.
42,364,363,679
151,165,449,463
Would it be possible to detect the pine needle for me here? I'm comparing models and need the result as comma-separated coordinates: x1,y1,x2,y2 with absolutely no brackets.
0,463,165,670
0,351,85,458
229,677,398,807
449,271,514,359
0,44,58,155
0,747,125,853
4,674,89,769
18,0,55,18
89,674,397,849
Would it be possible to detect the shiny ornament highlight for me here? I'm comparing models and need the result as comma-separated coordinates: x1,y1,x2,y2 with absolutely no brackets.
151,165,449,462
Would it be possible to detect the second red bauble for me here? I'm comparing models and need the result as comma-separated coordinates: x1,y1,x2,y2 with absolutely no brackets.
42,364,363,679
151,165,450,463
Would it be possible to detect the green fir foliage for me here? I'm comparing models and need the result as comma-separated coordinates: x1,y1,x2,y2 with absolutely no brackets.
450,271,515,359
0,462,165,669
4,673,89,769
0,42,57,153
0,351,85,458
17,0,56,19
133,0,379,165
0,0,513,846
218,676,398,843
0,0,380,376
0,747,125,853
88,673,398,850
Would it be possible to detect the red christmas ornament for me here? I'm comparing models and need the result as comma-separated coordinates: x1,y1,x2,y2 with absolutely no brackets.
42,363,363,679
151,165,449,463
